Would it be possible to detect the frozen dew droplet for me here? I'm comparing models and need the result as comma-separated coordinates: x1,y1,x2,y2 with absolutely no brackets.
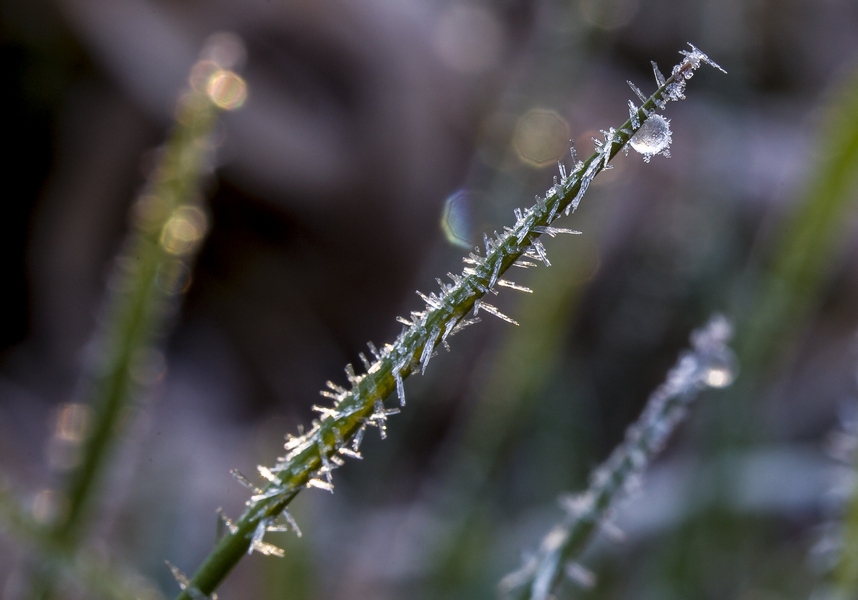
702,351,738,388
629,114,672,162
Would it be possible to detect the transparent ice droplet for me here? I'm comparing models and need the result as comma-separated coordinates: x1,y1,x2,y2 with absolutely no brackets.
629,114,672,162
702,350,738,388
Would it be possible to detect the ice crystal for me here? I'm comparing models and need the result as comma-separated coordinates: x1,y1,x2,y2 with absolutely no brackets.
496,279,533,293
338,446,363,460
420,326,441,374
477,302,519,326
230,469,258,492
628,100,640,129
344,363,359,385
352,424,366,452
680,43,727,73
279,509,302,537
248,520,286,557
394,369,406,406
167,562,216,600
627,80,646,103
306,478,334,492
651,61,666,88
417,290,441,310
512,258,539,269
531,226,581,238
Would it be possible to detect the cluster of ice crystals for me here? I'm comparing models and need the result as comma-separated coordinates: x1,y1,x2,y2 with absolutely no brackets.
248,518,286,557
622,43,726,164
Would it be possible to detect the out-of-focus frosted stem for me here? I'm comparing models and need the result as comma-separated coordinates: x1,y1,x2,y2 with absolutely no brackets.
498,315,737,600
25,36,248,600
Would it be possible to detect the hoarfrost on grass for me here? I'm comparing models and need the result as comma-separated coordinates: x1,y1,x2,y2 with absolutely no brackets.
179,43,727,599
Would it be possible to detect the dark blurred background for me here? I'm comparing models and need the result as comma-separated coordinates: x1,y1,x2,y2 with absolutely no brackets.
2,0,858,599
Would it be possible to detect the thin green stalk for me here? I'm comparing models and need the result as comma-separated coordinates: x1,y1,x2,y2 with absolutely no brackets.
173,44,726,600
498,315,737,600
26,43,248,599
53,91,218,547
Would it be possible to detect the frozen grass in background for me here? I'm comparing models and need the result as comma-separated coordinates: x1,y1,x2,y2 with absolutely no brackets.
499,315,736,600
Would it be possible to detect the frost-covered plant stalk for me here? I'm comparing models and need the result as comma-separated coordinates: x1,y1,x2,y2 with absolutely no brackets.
498,315,737,600
172,44,726,600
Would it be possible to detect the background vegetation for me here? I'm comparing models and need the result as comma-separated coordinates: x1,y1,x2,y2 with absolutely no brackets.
2,0,858,599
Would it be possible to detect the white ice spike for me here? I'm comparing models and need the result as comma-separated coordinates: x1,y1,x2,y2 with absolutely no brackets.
651,61,666,87
627,80,647,103
477,302,519,326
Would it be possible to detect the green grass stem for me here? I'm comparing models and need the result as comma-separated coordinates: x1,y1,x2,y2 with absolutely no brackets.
173,44,726,600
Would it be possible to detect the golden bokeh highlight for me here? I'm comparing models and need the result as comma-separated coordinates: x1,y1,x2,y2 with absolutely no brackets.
54,402,93,442
160,206,208,256
206,69,248,111
513,109,570,167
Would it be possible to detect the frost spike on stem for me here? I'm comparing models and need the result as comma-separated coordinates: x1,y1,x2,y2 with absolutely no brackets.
394,369,405,406
627,80,647,103
496,279,533,293
651,61,666,87
628,100,640,129
229,469,258,492
477,302,519,326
